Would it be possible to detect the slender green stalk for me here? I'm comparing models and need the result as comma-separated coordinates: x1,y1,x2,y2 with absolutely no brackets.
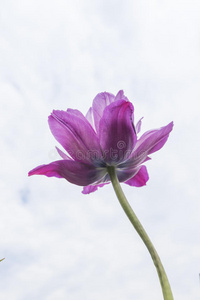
107,166,174,300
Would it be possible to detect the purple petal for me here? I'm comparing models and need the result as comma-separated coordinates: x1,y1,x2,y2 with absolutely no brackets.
82,182,109,194
28,160,107,186
115,90,129,101
99,100,137,164
55,146,72,160
85,107,95,129
124,165,149,187
66,108,87,121
124,122,173,168
48,110,103,164
116,166,139,182
92,92,115,133
135,121,173,154
135,117,143,134
89,90,129,133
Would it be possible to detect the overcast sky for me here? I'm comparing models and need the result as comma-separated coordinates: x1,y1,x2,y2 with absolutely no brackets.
0,0,200,299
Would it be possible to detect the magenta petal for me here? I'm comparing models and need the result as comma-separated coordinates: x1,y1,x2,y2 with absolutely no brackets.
85,107,95,129
99,100,137,164
66,108,87,121
92,92,115,133
135,121,173,154
125,122,173,168
89,90,129,133
116,167,139,183
115,90,129,101
82,185,98,194
124,165,149,187
135,117,143,134
82,182,109,194
55,147,72,160
48,110,102,164
28,160,106,186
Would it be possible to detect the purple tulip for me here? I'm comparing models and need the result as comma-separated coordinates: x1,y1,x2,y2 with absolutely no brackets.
29,90,173,194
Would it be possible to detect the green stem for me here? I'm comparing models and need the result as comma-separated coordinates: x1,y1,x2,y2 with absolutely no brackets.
107,166,174,300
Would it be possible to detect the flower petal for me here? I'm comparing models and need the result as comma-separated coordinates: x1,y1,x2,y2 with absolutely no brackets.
99,100,137,164
85,107,95,129
90,90,129,133
48,110,103,164
55,146,72,160
124,165,149,187
115,90,129,101
28,160,107,186
136,121,173,154
123,122,173,168
92,92,115,133
135,117,143,134
82,182,109,194
66,108,86,121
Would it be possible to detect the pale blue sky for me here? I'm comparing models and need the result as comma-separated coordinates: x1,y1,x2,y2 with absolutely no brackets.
0,0,200,299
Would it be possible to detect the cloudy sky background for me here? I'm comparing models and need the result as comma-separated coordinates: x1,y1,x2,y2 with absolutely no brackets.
0,0,200,299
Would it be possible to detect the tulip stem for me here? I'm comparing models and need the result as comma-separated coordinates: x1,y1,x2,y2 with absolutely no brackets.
107,166,174,300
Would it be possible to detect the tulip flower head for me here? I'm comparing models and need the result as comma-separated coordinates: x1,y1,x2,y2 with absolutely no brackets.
29,90,173,194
